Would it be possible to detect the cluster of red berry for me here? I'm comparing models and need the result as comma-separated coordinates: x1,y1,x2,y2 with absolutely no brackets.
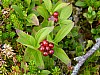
39,40,54,56
48,11,59,22
53,11,59,22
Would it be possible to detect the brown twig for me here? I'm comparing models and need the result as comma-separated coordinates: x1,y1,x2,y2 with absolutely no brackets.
71,38,100,75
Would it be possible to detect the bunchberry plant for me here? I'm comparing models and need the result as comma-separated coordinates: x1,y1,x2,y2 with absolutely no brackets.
0,0,100,75
16,0,74,71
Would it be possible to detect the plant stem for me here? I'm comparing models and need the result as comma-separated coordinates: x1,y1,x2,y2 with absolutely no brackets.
71,38,100,75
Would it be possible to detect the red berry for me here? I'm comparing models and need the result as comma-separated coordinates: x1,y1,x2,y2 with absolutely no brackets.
40,42,43,46
49,50,54,55
49,43,54,49
43,52,48,56
45,46,50,51
53,12,59,18
54,17,58,22
42,40,49,46
39,46,45,52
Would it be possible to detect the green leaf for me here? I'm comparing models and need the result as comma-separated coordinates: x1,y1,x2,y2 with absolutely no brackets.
59,20,73,26
53,47,71,65
48,20,54,26
91,29,97,34
37,6,49,19
54,22,74,43
41,20,48,27
43,56,54,69
60,4,72,20
23,48,34,62
53,2,69,12
24,0,31,6
11,5,24,18
28,0,35,12
75,1,86,7
16,30,36,49
88,6,92,14
43,0,52,12
47,35,53,42
27,13,39,26
40,70,51,75
32,49,44,69
35,26,54,44
24,48,44,69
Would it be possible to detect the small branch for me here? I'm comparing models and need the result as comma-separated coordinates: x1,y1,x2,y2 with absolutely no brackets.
71,38,100,75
